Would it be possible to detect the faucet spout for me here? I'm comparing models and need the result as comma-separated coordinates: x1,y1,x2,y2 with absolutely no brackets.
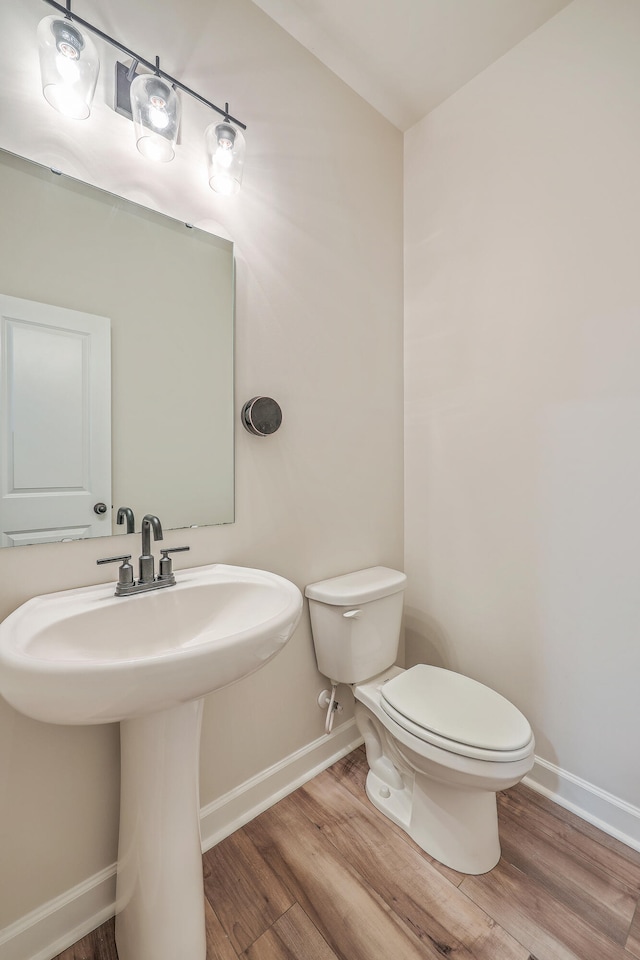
141,514,163,554
139,515,163,583
116,506,135,534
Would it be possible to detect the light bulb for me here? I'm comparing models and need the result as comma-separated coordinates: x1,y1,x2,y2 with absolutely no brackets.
215,144,234,169
55,49,80,83
148,95,170,131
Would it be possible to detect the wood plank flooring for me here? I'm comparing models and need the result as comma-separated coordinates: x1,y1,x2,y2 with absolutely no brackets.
54,746,640,960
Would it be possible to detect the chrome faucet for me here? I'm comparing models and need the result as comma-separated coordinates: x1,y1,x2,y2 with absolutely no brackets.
97,513,190,597
139,514,163,584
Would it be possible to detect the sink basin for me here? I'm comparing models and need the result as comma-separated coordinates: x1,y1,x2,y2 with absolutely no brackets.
0,562,303,960
0,563,303,725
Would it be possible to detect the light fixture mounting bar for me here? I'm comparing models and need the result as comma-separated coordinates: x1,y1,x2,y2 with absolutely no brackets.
41,0,247,129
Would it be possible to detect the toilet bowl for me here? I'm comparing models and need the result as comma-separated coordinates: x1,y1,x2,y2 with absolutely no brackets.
305,567,535,875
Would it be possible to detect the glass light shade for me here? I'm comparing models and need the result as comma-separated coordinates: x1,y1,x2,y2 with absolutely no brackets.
130,74,180,163
37,16,99,120
204,121,246,196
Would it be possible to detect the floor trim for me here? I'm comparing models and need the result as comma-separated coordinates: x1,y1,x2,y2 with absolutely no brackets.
199,719,363,851
0,720,362,960
524,755,640,852
0,864,116,960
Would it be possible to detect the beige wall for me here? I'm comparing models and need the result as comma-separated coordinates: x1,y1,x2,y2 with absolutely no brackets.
0,0,403,927
405,0,640,806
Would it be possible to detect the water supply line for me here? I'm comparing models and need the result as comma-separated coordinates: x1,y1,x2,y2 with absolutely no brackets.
318,682,341,734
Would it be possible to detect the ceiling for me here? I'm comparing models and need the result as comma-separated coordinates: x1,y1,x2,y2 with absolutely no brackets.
251,0,573,131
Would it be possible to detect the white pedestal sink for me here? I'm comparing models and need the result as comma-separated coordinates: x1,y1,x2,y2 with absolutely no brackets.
0,563,303,960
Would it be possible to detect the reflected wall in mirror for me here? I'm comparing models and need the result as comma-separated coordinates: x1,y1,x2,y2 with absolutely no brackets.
0,149,234,547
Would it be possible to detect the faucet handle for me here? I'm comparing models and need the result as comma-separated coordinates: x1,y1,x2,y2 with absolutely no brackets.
96,554,134,588
158,546,190,581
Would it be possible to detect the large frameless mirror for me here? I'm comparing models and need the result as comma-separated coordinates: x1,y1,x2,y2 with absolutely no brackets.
0,148,234,547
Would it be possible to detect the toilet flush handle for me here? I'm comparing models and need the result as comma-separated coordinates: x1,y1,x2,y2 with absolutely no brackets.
343,609,361,619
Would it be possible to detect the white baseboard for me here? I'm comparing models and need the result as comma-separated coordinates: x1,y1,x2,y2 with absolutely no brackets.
0,720,362,960
199,719,363,851
0,865,116,960
524,755,640,853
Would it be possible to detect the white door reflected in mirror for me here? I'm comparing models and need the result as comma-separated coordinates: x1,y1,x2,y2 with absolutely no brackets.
0,294,111,545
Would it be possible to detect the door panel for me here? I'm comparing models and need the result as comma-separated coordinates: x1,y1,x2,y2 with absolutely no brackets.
0,295,111,545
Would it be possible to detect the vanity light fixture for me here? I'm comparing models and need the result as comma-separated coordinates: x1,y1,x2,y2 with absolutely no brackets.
129,70,181,163
37,0,247,193
37,14,99,119
204,119,246,197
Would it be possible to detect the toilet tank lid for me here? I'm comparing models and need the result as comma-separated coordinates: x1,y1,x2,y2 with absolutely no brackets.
305,566,406,605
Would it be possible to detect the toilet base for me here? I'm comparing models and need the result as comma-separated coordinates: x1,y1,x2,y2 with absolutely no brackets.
364,767,501,875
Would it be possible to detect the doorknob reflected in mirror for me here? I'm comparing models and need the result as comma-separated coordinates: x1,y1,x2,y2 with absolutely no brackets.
93,502,108,515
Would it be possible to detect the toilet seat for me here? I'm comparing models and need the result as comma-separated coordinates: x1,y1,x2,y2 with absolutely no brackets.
379,664,533,763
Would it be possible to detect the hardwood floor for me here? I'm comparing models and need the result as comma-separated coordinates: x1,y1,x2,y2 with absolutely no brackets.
54,746,640,960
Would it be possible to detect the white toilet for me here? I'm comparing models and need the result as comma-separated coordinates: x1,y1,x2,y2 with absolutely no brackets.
305,566,535,875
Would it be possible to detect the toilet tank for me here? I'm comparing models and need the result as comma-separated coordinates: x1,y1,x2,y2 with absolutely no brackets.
305,567,407,684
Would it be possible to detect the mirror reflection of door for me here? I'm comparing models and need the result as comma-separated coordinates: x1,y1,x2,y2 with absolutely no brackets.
0,294,111,545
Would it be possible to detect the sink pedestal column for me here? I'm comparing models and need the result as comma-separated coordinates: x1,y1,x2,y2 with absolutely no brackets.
115,699,206,960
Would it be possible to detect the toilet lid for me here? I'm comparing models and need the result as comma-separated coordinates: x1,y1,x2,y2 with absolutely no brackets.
380,665,532,752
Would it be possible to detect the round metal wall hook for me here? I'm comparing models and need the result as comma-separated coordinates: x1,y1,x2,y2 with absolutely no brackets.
241,397,282,436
